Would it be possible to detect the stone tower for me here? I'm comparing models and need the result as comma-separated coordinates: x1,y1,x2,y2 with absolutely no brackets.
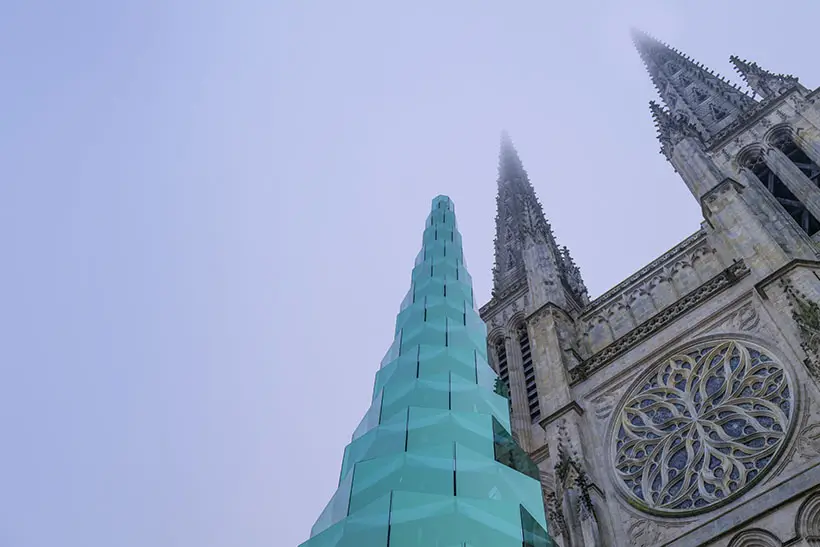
300,196,553,547
480,32,820,546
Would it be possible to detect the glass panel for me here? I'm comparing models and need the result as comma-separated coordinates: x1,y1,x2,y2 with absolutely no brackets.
521,505,552,547
455,443,547,532
351,390,382,441
389,492,524,547
451,374,511,431
349,445,454,514
407,408,495,458
381,377,450,422
311,468,354,536
301,494,391,547
492,417,539,481
341,410,407,480
372,354,417,401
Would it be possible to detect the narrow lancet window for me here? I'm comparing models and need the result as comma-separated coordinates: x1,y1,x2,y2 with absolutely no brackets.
494,339,510,400
744,149,820,235
517,325,540,422
772,132,820,187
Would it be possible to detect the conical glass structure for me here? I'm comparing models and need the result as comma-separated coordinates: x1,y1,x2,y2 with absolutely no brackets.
300,195,553,547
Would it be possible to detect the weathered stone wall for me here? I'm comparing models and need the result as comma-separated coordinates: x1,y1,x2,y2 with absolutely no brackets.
480,81,820,547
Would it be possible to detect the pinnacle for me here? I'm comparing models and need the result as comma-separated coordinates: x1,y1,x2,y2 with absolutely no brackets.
632,30,757,140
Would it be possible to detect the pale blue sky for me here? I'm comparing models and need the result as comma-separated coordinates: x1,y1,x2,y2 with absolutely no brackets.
0,1,816,546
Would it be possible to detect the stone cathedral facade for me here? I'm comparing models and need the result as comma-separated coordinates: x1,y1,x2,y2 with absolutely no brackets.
479,31,820,547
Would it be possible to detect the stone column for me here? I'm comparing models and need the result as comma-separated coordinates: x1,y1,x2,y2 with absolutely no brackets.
795,127,820,168
702,178,788,276
505,333,534,450
764,146,820,220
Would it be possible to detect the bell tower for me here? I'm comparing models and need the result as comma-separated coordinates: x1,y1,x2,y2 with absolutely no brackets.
633,30,820,278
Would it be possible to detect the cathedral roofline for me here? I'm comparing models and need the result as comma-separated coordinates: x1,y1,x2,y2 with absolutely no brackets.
581,229,706,315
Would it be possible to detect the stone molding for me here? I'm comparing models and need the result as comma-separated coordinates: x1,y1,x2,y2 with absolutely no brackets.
708,86,802,151
582,230,706,314
479,277,528,319
570,260,751,385
664,462,820,547
529,443,551,465
755,259,820,298
538,400,585,430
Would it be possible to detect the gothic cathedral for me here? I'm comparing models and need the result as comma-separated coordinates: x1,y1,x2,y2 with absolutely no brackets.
480,31,820,546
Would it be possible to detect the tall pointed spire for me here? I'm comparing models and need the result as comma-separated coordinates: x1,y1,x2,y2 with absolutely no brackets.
631,29,756,141
299,195,554,547
729,55,800,100
492,133,588,307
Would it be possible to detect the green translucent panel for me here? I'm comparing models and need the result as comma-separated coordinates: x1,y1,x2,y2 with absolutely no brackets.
394,303,426,337
400,321,447,354
351,390,382,441
389,492,524,547
379,336,401,368
301,196,553,546
301,494,391,547
417,346,478,384
372,353,417,400
381,378,450,422
341,411,407,480
492,417,540,480
407,408,495,458
521,505,551,547
451,375,511,431
475,355,498,392
349,446,454,514
455,443,546,531
311,467,354,536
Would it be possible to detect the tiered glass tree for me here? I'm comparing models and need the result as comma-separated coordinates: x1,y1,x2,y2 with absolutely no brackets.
300,195,553,547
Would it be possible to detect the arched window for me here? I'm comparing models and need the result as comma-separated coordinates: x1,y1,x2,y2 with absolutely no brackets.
517,325,541,422
796,492,820,544
727,528,782,547
770,130,820,188
740,146,820,235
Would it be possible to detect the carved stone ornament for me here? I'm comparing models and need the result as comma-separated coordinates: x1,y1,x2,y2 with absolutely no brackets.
796,423,820,462
627,518,662,547
593,393,616,422
611,339,796,515
780,278,820,384
572,261,750,384
714,302,760,333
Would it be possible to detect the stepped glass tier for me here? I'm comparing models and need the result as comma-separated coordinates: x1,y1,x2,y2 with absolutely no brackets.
299,196,553,547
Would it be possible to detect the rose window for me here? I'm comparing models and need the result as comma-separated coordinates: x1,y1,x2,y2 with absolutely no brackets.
611,340,795,515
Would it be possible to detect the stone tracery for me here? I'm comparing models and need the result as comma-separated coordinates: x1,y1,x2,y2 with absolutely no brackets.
611,339,795,514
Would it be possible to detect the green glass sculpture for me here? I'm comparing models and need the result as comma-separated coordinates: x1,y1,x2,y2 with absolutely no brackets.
300,196,553,547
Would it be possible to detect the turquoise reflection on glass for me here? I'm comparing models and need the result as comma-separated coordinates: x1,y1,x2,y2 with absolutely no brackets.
299,196,554,546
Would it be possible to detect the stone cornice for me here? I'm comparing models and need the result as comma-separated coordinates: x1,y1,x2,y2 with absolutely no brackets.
581,230,706,317
570,260,751,385
700,177,744,207
527,301,574,325
538,401,584,430
529,444,551,464
664,461,820,547
479,277,528,319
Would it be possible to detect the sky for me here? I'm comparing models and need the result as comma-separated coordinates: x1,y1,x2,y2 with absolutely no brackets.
0,1,817,546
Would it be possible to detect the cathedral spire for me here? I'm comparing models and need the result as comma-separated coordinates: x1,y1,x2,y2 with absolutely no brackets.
631,29,756,141
492,133,588,307
729,55,800,100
